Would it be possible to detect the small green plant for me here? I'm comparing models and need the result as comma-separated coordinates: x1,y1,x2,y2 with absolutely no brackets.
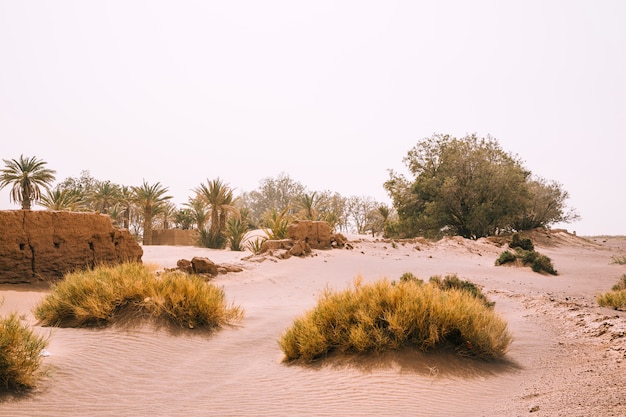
246,237,267,255
279,276,511,362
0,311,49,390
597,275,626,310
263,207,291,240
226,216,250,251
495,250,517,266
34,263,243,329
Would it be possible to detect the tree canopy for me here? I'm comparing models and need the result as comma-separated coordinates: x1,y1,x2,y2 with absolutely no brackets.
384,133,578,239
0,155,56,210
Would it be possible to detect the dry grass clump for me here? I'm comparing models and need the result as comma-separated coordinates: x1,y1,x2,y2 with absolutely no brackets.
279,276,511,363
0,311,48,390
34,262,243,329
597,275,626,310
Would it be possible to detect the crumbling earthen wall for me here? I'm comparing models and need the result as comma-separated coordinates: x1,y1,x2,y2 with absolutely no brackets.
0,210,143,284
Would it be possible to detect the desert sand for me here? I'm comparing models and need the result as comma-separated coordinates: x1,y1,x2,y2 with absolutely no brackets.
1,231,625,417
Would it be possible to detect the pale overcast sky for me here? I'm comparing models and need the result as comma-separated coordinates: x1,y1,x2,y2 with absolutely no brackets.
1,1,624,235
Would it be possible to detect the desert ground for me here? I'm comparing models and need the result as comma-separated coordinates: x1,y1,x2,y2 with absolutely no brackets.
1,230,625,417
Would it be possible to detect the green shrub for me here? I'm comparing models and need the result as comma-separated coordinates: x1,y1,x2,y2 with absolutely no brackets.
399,272,423,284
509,233,534,251
0,312,48,390
530,254,557,275
429,274,495,308
279,277,511,362
34,263,243,329
495,248,557,275
197,229,227,249
597,276,626,310
246,237,267,255
495,250,517,266
226,217,250,251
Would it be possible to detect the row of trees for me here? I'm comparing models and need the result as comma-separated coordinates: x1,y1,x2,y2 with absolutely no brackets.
0,157,390,246
1,135,579,244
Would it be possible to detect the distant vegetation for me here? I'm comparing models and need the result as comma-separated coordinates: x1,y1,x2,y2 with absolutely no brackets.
34,263,243,329
279,276,511,362
0,310,48,390
495,234,558,275
384,134,579,239
597,275,626,310
2,134,579,243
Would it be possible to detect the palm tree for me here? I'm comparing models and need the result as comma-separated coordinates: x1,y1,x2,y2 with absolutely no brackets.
90,181,121,214
185,195,209,231
194,178,237,248
0,155,56,209
39,187,82,211
118,185,134,230
174,208,194,230
160,201,178,229
131,180,172,245
296,192,323,220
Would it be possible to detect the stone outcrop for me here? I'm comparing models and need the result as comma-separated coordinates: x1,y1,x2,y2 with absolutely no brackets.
174,256,243,278
287,220,331,249
0,210,143,284
253,221,348,260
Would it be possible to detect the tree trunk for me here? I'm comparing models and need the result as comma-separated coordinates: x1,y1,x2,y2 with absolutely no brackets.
143,212,153,245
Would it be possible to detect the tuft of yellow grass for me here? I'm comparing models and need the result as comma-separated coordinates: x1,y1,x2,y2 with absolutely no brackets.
597,275,626,310
34,262,243,329
279,276,511,362
0,312,49,390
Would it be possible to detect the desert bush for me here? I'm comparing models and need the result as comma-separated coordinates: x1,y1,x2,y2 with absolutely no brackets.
495,248,557,275
197,229,227,249
495,250,517,265
597,275,626,310
509,233,534,251
34,263,243,329
263,207,291,240
529,254,557,274
246,237,267,255
0,312,48,390
279,276,511,362
429,274,495,308
399,272,423,284
226,216,250,251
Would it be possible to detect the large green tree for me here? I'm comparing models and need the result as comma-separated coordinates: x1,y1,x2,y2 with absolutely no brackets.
0,155,56,209
385,133,575,239
132,180,172,245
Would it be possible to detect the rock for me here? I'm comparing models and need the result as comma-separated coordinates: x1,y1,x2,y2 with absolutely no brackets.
289,240,311,257
0,210,142,284
190,257,218,275
176,258,194,274
260,239,293,253
287,220,332,249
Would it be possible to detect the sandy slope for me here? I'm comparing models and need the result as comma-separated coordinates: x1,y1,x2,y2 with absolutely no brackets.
1,232,625,417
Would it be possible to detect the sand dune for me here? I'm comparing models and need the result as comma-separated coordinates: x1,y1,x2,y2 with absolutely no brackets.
1,232,625,416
